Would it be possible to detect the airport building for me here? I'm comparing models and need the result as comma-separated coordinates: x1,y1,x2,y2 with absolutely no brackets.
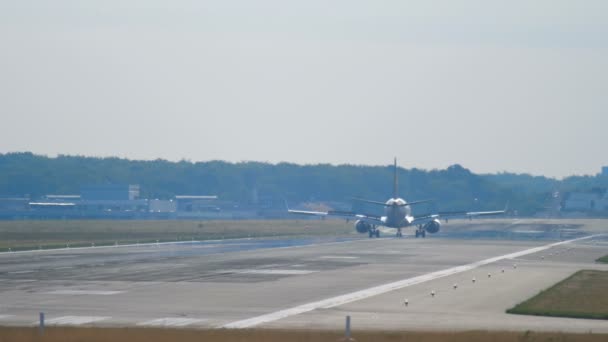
175,195,219,212
19,185,146,219
0,197,30,213
0,183,294,220
562,192,608,213
149,199,177,213
81,184,140,201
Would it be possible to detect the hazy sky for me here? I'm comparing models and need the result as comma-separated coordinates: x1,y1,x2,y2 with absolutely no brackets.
1,1,607,178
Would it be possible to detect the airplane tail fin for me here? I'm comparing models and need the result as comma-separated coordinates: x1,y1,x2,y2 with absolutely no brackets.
283,199,290,211
393,157,398,198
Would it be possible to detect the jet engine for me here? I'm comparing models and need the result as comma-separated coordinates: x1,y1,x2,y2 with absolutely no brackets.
355,220,371,234
423,219,441,234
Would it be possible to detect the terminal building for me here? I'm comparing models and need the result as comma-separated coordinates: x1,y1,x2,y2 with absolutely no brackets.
25,184,148,219
562,192,608,213
77,184,147,215
175,195,219,212
0,197,30,217
81,184,140,201
0,183,290,220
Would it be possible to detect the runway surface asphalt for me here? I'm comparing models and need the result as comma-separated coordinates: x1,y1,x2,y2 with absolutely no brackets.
0,219,607,332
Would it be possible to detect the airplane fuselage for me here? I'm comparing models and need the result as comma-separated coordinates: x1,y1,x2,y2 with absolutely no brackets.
382,198,413,228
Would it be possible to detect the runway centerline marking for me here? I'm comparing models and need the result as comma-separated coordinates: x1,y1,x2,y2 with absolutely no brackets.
8,270,35,274
218,269,317,275
319,256,359,259
222,234,599,329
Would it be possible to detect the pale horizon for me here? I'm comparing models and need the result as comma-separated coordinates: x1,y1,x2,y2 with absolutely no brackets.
1,1,607,179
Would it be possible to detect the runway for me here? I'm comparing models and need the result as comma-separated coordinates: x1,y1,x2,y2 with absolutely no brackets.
0,219,607,332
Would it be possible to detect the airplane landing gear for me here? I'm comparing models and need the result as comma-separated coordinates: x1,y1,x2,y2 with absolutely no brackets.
415,225,426,238
368,225,380,238
396,229,403,238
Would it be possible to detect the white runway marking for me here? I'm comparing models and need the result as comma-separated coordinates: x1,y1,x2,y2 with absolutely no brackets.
319,256,359,259
8,270,35,274
219,269,317,275
137,317,206,327
0,315,14,320
0,236,362,255
222,235,599,329
44,316,109,325
46,290,124,295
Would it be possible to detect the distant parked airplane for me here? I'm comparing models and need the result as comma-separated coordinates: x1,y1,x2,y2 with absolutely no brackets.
288,158,506,238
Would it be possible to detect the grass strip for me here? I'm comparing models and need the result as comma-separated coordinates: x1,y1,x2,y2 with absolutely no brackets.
507,270,608,320
0,219,353,251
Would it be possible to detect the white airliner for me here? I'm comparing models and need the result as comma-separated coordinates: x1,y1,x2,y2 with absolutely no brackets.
288,159,506,238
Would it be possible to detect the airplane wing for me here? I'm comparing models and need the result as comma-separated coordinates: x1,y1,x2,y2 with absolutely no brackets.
412,208,506,225
411,214,440,226
464,209,507,217
288,208,384,225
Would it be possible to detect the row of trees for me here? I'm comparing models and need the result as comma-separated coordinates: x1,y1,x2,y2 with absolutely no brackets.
1,152,606,215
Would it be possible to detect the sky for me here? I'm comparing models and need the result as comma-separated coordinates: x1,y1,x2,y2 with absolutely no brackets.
1,1,607,178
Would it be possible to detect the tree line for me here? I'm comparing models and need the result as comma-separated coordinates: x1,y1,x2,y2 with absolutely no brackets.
1,152,606,215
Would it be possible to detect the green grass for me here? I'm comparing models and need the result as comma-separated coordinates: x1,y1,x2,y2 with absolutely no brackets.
0,219,353,252
596,255,608,263
507,270,608,320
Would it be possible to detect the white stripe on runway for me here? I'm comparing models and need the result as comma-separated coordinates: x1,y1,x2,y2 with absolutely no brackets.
222,234,599,329
44,316,109,325
46,290,124,295
8,270,35,274
137,317,206,327
219,269,317,275
0,237,363,255
319,256,359,259
0,315,14,320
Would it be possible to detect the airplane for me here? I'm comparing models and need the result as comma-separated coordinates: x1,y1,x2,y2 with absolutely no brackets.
288,158,506,238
